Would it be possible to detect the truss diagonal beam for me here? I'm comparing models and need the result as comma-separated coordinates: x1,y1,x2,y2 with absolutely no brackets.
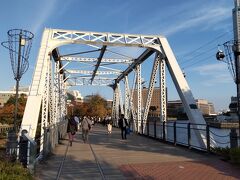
116,49,154,83
142,53,160,125
91,45,107,83
60,49,101,57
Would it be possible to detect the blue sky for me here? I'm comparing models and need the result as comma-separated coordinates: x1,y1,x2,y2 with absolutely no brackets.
0,0,235,112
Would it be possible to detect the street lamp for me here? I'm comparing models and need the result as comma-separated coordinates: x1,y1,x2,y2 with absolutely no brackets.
216,41,240,137
2,29,34,132
216,49,225,61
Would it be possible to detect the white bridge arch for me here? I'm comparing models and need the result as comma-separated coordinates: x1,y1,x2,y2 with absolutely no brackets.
21,28,206,150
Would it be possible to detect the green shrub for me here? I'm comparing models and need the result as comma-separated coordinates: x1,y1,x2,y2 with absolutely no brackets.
0,132,7,139
230,147,240,164
0,160,33,180
0,148,33,180
211,147,230,160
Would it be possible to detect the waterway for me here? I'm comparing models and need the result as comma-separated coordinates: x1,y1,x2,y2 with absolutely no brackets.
142,120,237,149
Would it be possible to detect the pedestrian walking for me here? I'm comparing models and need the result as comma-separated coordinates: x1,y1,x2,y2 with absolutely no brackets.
67,115,78,146
81,116,92,143
74,115,81,129
118,114,129,140
106,115,113,134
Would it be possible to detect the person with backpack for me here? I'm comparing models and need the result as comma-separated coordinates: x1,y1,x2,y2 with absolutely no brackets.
81,116,92,143
67,115,78,146
118,114,129,140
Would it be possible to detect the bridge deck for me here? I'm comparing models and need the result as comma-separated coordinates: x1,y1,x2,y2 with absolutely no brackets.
35,124,240,180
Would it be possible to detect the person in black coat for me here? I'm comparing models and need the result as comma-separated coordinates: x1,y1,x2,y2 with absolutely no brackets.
67,115,78,146
118,114,129,139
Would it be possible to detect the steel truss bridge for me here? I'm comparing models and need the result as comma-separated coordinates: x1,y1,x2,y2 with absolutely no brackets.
20,28,207,153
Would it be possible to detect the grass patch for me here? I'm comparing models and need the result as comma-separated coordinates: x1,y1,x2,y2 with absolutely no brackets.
0,148,33,180
229,147,240,164
212,147,240,164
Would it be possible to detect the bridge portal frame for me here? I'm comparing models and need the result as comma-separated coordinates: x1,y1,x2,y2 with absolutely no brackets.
21,28,206,150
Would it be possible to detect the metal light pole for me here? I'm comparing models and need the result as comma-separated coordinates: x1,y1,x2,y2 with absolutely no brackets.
216,0,240,138
233,43,240,137
233,0,240,137
217,40,240,137
2,29,34,132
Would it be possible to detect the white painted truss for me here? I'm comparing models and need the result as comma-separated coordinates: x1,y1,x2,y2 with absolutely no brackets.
67,77,114,86
65,69,121,75
61,56,134,64
142,54,160,132
51,29,160,48
21,28,207,149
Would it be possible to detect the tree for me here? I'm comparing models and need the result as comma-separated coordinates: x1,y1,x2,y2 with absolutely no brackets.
71,94,110,118
0,94,27,125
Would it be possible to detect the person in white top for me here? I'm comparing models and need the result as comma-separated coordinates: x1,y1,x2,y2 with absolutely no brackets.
106,115,113,134
74,115,80,129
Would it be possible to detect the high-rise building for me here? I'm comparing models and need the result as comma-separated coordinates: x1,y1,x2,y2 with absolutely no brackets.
131,86,216,117
132,87,162,116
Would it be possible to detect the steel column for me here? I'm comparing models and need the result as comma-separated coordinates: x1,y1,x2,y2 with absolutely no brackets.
136,64,142,133
117,83,124,115
159,57,167,122
40,57,51,151
124,76,130,120
142,53,160,132
129,73,137,132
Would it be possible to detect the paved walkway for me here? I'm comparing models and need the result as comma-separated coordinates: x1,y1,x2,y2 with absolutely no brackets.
35,124,240,180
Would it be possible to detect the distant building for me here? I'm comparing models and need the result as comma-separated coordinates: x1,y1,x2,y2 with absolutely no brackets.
83,95,94,103
168,99,216,117
106,99,113,109
167,100,184,117
229,96,237,113
132,87,162,116
11,86,30,92
67,90,83,103
0,86,29,108
228,96,238,121
196,99,216,115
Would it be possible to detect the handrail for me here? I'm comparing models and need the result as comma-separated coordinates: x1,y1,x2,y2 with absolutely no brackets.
18,119,68,174
137,118,236,153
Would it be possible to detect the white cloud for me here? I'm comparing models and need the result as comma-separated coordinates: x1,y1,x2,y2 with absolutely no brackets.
129,2,231,36
192,63,233,86
163,6,231,36
193,63,227,75
30,0,58,34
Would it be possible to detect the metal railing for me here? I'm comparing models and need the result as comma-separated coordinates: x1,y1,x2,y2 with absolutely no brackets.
17,120,68,174
135,119,238,153
0,125,14,134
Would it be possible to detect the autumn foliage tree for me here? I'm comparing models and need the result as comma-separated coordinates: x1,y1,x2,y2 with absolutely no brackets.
72,94,111,118
0,94,27,125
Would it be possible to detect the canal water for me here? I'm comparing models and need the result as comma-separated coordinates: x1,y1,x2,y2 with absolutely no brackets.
142,120,236,149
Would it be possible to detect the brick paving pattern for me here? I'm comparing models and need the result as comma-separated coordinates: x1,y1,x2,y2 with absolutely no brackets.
35,124,240,180
120,161,240,180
